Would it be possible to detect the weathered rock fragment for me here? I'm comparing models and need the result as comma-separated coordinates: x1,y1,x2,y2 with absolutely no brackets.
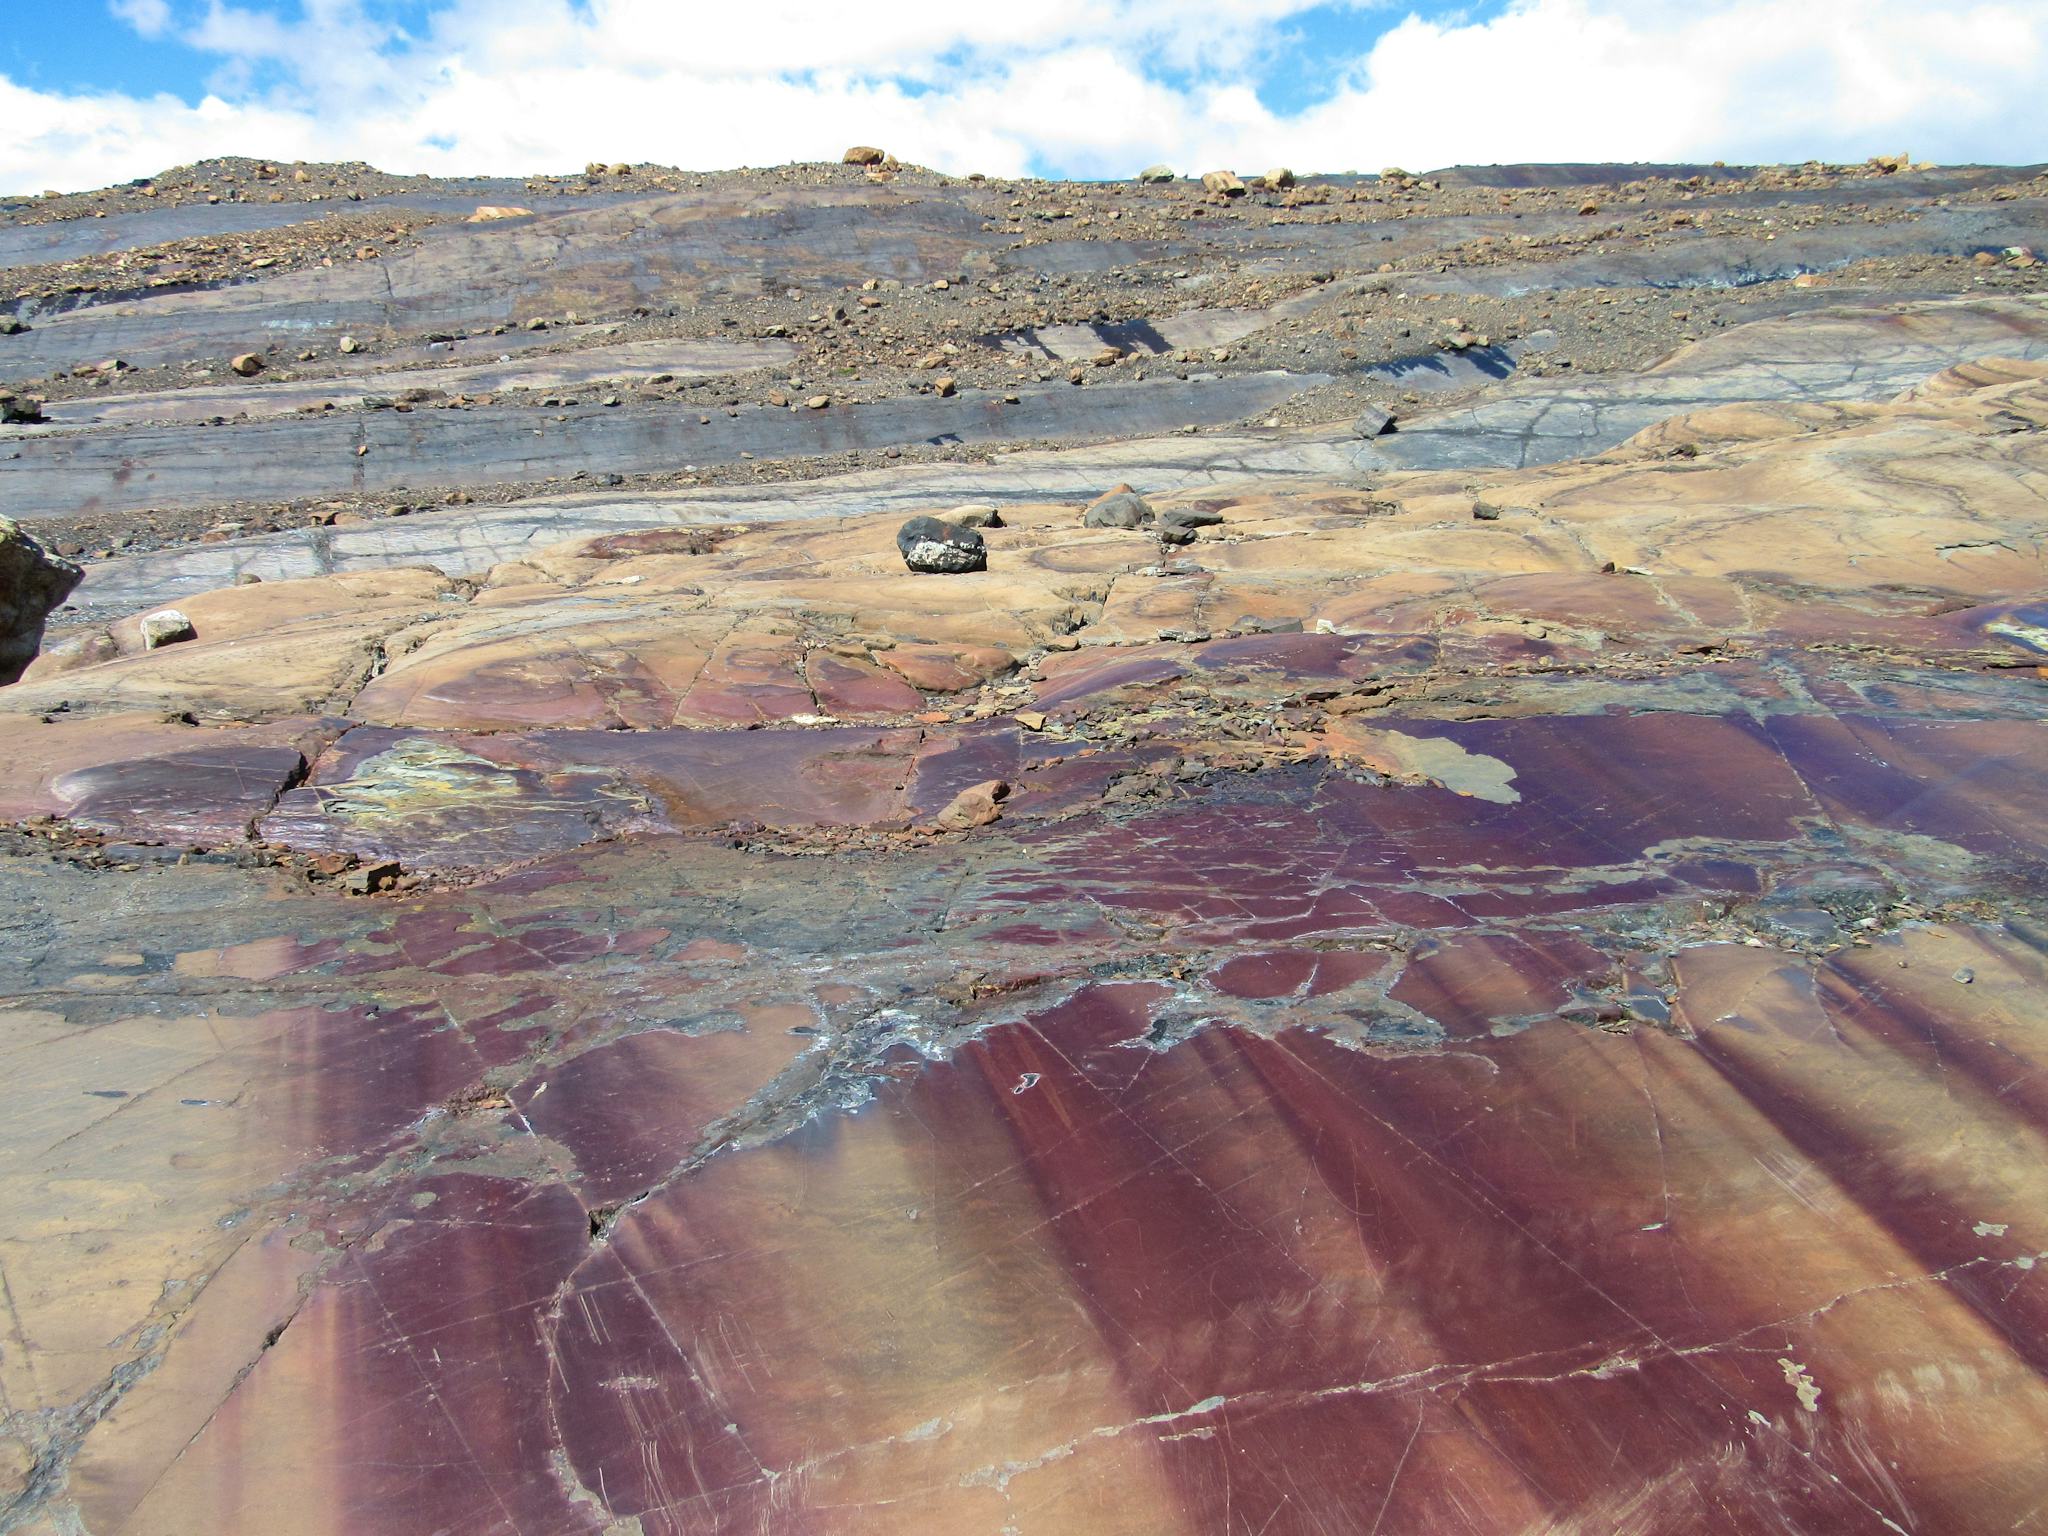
1083,487,1155,528
0,391,45,424
230,352,266,377
1201,170,1247,196
343,859,402,894
0,515,82,685
896,516,986,574
842,145,886,166
1158,505,1225,544
1353,404,1394,437
932,779,1008,830
1137,164,1175,183
139,608,197,649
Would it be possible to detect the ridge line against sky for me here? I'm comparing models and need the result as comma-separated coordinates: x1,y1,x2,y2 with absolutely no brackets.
3,0,2046,195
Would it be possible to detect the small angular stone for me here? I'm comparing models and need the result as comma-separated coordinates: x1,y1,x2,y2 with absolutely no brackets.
932,779,1008,830
139,609,197,649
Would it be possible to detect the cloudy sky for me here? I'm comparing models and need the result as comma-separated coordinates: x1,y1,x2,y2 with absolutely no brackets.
3,0,2045,194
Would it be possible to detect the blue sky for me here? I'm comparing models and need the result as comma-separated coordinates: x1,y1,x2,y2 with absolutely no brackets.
6,1,443,105
9,0,1462,118
1,1,2042,193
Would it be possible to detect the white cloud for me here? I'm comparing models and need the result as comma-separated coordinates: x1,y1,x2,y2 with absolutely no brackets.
107,0,175,39
13,0,2048,194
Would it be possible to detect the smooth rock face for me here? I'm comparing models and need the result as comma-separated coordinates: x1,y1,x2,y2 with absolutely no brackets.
1137,163,1175,183
0,514,82,684
895,514,987,572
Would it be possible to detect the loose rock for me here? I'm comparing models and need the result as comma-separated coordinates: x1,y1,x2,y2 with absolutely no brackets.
933,780,1009,831
1159,506,1225,537
344,859,403,895
843,146,887,166
139,609,197,649
230,353,266,377
1201,171,1247,197
946,503,1004,529
1353,405,1395,438
1137,164,1175,184
897,516,987,574
1083,487,1155,529
0,515,83,685
0,392,46,424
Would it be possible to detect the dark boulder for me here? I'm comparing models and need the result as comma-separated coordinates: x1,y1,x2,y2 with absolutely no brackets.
897,516,986,574
1,515,83,685
1083,490,1154,529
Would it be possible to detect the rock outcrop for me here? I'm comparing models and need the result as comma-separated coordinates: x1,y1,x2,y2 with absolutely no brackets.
6,151,2048,1536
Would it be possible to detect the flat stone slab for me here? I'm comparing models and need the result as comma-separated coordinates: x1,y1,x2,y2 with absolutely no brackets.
33,337,801,427
7,369,1324,521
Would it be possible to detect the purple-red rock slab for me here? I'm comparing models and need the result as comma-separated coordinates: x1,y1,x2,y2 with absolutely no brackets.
106,945,2048,1535
526,724,925,831
1032,632,1437,710
805,651,925,717
259,724,663,869
1766,713,2048,863
0,713,341,844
